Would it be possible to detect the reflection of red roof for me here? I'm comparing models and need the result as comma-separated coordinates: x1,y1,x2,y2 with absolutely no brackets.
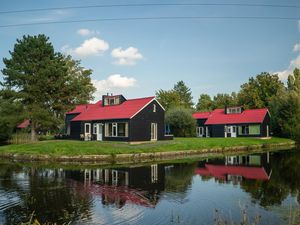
195,164,269,180
71,97,155,121
17,119,30,129
192,112,211,119
202,108,268,125
69,179,155,208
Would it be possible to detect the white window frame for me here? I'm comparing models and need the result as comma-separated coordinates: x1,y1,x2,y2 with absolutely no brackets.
153,104,156,112
105,122,128,137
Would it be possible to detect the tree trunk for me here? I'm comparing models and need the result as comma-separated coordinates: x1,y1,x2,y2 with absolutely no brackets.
31,122,36,142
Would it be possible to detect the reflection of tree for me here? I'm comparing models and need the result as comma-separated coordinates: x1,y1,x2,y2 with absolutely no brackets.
165,162,197,192
1,166,93,224
240,150,300,207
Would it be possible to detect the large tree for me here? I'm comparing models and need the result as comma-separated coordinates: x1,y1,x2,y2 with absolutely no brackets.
238,72,284,109
213,92,238,109
1,34,95,141
155,89,181,111
173,80,194,108
270,68,300,141
196,94,213,111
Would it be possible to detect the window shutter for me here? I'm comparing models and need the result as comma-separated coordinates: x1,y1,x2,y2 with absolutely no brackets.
125,123,128,137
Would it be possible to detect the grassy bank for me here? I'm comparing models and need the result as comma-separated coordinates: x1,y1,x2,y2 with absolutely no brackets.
0,137,295,157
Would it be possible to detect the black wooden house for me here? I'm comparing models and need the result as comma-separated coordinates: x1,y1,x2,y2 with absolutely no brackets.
65,94,169,142
192,106,270,138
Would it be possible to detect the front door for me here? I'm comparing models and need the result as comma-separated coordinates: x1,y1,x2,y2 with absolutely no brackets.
231,126,237,138
96,124,103,141
197,127,204,137
84,123,91,141
151,123,158,141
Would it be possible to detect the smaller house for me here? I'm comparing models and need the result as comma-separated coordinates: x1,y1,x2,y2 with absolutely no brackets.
17,119,30,129
65,94,170,142
192,106,270,138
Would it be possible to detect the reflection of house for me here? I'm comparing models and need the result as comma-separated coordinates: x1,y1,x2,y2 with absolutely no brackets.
65,164,166,208
195,153,271,182
193,106,270,138
65,94,170,142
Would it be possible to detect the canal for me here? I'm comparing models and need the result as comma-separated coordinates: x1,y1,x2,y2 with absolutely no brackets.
0,148,299,224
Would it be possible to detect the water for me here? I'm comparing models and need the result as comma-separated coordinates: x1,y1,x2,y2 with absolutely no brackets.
0,149,300,225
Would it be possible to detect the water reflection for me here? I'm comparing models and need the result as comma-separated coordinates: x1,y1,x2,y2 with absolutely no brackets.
0,149,300,224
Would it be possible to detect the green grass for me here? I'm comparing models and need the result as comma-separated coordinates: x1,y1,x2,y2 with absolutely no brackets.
0,137,295,157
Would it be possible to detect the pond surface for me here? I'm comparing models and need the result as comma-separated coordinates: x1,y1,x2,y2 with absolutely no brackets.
0,149,300,225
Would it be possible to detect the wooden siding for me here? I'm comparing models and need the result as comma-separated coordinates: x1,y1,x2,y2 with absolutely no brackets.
129,100,165,141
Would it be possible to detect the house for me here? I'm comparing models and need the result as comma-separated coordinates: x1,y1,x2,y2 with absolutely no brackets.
17,119,30,129
65,94,170,142
192,106,270,138
195,153,271,182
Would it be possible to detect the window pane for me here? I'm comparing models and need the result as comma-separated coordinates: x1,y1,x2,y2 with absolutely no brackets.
112,123,117,136
109,123,113,136
118,123,126,136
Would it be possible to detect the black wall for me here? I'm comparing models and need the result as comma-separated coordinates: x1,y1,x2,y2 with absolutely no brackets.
70,121,82,139
129,100,165,141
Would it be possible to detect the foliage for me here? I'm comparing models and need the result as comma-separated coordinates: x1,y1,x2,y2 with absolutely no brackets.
196,94,214,111
270,69,300,142
0,96,23,143
238,72,284,109
173,80,194,108
1,34,95,141
165,107,196,137
212,92,238,109
155,89,181,111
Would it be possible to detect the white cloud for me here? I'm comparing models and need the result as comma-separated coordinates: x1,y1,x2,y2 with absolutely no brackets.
77,28,100,36
111,47,143,66
62,37,109,58
92,74,137,99
293,43,300,52
275,54,300,80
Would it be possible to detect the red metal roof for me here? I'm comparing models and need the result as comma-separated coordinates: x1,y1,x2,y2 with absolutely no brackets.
203,108,268,125
71,97,155,121
195,164,269,180
17,119,30,129
192,112,211,119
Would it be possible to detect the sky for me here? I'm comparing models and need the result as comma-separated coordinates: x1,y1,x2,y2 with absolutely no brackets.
0,0,300,103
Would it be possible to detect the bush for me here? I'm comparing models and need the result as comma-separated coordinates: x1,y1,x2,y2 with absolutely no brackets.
165,107,196,137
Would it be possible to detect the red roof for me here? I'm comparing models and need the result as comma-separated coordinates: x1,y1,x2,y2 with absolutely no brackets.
192,112,211,119
202,108,268,125
17,119,30,129
70,97,155,121
195,164,269,180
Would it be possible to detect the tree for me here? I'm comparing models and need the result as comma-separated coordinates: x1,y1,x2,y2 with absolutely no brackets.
287,68,300,92
155,89,181,111
238,72,284,109
0,95,23,143
165,107,196,137
212,92,238,109
196,94,213,111
1,34,95,141
173,80,194,108
270,68,300,141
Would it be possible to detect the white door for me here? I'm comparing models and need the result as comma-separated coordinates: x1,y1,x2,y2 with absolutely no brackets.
84,123,91,141
231,126,237,138
197,127,204,137
96,124,103,141
151,123,158,141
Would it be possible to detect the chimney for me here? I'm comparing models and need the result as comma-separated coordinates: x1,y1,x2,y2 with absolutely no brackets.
224,105,228,114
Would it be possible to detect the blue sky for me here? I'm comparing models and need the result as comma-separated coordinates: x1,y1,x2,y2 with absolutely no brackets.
0,0,300,103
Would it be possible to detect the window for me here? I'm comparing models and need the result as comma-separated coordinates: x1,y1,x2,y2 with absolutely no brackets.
153,104,156,112
109,98,115,105
85,124,90,133
239,125,249,135
227,107,242,114
105,122,128,137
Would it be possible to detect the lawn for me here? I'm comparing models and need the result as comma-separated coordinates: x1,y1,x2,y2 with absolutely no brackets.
0,137,295,156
